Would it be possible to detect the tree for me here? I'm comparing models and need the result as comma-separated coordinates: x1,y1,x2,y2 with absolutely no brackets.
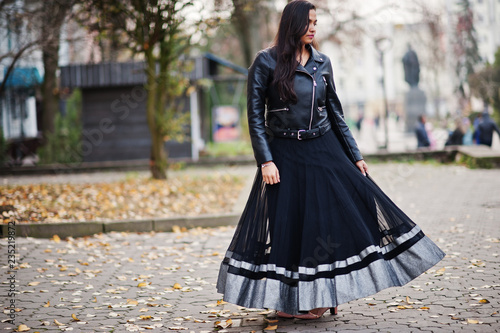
0,0,75,147
0,1,39,95
213,0,275,67
40,0,74,141
469,47,500,122
77,0,201,179
453,0,481,110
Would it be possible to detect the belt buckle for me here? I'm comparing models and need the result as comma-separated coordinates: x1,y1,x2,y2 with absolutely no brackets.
297,129,306,140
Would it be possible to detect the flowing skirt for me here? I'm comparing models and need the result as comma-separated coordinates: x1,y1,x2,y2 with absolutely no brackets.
216,129,445,314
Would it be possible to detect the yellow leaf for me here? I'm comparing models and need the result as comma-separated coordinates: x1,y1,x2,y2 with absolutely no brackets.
467,319,479,324
173,283,182,289
265,325,278,330
43,301,50,307
51,235,61,243
28,281,40,286
71,313,80,321
16,324,30,332
216,299,227,305
59,266,68,272
54,319,64,326
214,318,233,329
44,249,52,253
139,315,152,320
137,282,148,288
266,319,278,323
479,299,490,304
127,299,139,305
172,225,181,233
420,306,430,310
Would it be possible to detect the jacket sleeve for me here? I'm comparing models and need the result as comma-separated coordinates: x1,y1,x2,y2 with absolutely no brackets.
324,58,364,163
494,122,500,137
247,51,273,166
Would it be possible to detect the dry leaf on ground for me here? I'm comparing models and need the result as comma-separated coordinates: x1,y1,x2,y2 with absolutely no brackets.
265,325,278,330
16,325,30,332
1,174,244,223
214,318,233,329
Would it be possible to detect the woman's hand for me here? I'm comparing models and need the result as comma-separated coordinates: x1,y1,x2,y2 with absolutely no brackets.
261,161,280,185
355,160,369,176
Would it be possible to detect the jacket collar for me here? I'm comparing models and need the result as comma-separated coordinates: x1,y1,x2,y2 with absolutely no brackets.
308,44,325,63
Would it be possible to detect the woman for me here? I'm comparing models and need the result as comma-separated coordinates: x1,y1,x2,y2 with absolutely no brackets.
217,0,445,319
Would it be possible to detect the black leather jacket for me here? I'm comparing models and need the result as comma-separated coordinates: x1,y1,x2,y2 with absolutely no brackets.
247,45,363,165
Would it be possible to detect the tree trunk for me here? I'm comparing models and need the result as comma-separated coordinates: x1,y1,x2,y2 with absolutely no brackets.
432,69,441,120
41,43,59,142
232,0,265,67
149,131,167,179
145,53,167,179
40,1,69,144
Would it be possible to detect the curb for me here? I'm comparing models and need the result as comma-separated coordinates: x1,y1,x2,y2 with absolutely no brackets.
3,213,241,239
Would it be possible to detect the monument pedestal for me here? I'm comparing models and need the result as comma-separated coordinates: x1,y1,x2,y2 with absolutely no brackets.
404,87,427,133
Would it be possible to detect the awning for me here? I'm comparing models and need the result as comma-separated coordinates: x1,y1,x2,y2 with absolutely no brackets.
2,67,42,88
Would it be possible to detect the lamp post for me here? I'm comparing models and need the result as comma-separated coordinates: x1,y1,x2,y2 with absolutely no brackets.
374,37,392,151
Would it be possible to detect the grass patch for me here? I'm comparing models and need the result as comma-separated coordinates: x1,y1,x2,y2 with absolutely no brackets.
201,141,253,158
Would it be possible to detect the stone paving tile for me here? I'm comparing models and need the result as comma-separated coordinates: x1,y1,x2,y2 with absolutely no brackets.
1,163,500,332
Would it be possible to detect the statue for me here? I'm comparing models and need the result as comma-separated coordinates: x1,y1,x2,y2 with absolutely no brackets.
402,44,420,88
402,44,426,133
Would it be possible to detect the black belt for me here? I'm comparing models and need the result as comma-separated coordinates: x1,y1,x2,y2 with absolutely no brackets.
267,122,331,140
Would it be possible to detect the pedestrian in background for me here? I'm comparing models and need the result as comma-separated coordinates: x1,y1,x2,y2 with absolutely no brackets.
445,118,465,146
474,111,500,147
473,113,482,144
415,114,430,148
217,0,444,320
462,117,473,145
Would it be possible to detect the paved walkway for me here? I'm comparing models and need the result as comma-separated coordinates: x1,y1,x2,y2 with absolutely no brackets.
1,163,500,332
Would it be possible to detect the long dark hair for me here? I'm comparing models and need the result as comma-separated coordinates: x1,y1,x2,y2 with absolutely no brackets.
272,0,318,104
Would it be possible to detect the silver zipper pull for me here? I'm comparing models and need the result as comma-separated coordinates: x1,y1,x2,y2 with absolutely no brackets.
313,80,317,87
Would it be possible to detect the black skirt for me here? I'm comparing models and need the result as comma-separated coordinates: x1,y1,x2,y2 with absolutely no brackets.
217,129,445,314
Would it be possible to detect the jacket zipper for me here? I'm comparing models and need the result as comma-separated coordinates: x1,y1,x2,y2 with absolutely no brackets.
268,107,289,112
296,69,316,130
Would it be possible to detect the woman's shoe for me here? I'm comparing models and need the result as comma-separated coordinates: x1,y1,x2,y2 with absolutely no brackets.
294,307,334,319
276,311,294,318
